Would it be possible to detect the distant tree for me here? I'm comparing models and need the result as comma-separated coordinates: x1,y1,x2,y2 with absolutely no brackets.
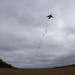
0,59,15,68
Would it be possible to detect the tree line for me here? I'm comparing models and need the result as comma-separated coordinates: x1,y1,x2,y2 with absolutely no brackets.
0,59,15,68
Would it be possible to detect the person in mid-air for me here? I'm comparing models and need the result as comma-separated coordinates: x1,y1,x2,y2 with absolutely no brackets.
47,14,53,19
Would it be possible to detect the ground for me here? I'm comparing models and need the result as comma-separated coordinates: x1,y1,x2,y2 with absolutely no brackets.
0,66,75,75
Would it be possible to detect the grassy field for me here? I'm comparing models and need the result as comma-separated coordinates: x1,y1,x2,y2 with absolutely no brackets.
0,66,75,75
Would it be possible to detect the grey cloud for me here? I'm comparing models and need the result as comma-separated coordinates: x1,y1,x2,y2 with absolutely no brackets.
0,0,75,68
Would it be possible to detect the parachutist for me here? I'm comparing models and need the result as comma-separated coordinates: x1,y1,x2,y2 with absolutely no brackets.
47,14,53,19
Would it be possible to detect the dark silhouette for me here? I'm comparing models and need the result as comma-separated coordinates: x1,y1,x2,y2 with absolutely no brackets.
47,14,53,19
0,59,15,68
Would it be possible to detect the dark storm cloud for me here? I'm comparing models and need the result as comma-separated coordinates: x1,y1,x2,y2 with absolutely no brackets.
0,0,75,68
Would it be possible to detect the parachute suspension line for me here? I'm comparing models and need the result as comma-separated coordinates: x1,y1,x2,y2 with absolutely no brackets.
32,24,49,63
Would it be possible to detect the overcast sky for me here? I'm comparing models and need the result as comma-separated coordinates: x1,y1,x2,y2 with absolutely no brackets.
0,0,75,68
